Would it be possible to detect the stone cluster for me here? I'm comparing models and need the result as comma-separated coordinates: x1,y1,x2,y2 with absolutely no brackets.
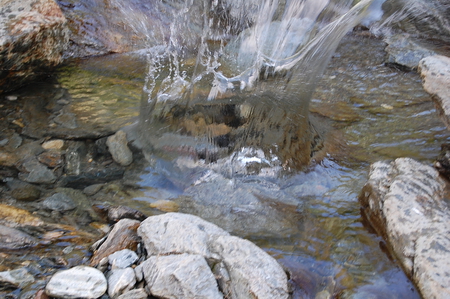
44,213,290,299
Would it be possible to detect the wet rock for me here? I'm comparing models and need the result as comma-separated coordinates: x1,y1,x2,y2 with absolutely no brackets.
0,0,69,93
42,192,77,212
107,205,147,223
37,150,64,168
107,267,136,298
384,35,436,70
106,130,133,166
8,180,41,201
0,151,19,167
108,249,138,269
0,225,38,249
139,253,222,299
0,268,35,289
17,157,57,184
435,143,450,179
45,266,107,299
116,288,148,299
138,213,289,299
359,158,450,299
90,219,141,267
83,184,104,196
41,139,65,150
418,55,450,130
0,204,44,227
149,199,179,212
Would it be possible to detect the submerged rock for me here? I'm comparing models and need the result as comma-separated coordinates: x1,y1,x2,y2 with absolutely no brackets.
359,158,450,299
0,268,35,289
45,266,107,299
0,0,69,93
0,225,38,249
106,130,133,166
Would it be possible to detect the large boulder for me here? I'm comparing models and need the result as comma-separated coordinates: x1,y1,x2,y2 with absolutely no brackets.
137,212,290,299
359,158,450,299
0,0,68,93
418,55,450,129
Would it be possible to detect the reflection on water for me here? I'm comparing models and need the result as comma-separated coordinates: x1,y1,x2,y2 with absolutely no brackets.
51,32,449,298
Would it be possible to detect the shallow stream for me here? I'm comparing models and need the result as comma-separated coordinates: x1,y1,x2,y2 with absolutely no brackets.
5,32,450,298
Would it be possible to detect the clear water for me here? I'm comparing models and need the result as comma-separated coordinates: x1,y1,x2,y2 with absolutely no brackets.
21,1,450,298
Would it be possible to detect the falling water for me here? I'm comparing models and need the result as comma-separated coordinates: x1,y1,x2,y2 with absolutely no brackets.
114,0,378,168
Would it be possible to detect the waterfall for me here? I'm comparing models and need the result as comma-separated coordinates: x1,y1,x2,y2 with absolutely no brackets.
115,0,376,168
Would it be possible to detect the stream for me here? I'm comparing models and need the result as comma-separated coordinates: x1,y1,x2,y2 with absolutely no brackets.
2,30,449,298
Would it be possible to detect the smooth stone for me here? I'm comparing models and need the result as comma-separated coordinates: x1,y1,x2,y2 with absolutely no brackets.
211,235,289,299
18,158,56,184
359,158,450,299
107,267,136,298
42,139,65,150
138,212,230,260
106,130,133,166
0,225,38,249
83,184,104,196
0,204,44,227
140,253,222,299
45,266,107,299
108,249,139,269
10,182,41,201
419,55,450,130
116,288,149,299
42,192,77,212
90,219,141,267
0,268,35,289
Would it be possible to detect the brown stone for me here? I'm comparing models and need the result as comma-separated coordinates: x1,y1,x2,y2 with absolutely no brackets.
0,204,44,227
0,0,69,93
37,150,64,168
90,219,141,267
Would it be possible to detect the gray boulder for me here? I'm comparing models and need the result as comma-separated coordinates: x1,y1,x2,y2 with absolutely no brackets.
139,253,223,299
0,0,68,93
138,212,290,299
106,130,133,166
359,158,450,299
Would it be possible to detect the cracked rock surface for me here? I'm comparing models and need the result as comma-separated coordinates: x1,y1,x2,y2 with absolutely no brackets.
359,158,450,299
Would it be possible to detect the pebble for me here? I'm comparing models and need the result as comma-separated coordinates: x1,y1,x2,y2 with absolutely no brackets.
41,139,65,150
108,249,139,269
107,267,136,298
45,266,107,299
106,130,133,166
42,192,77,212
116,288,149,299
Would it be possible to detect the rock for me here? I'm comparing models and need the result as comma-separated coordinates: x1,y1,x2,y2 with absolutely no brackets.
211,235,289,299
359,158,450,299
138,213,290,299
37,150,64,168
83,184,104,196
140,253,222,299
384,35,436,70
107,267,136,298
0,268,35,289
116,288,148,299
0,0,69,93
8,181,41,201
0,151,19,167
418,55,450,130
41,139,65,150
0,224,38,249
435,143,450,179
45,266,107,299
42,192,77,212
138,212,230,260
0,204,44,227
90,219,141,267
149,199,179,212
108,249,139,269
107,205,147,223
18,157,57,184
106,131,133,166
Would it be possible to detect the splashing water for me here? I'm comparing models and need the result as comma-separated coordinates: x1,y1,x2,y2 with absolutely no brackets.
115,0,378,168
